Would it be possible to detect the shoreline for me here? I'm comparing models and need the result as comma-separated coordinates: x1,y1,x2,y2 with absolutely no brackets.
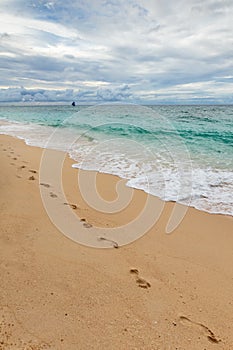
1,134,233,349
1,124,232,218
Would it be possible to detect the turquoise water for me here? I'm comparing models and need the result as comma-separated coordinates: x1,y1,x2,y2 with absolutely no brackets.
0,104,232,215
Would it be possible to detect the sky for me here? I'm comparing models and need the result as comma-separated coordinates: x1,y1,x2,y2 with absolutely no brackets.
0,0,233,104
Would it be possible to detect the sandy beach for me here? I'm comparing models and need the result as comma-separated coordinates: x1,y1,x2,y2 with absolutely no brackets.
0,133,233,350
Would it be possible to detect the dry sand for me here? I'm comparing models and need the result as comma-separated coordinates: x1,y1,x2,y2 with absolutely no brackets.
0,134,233,349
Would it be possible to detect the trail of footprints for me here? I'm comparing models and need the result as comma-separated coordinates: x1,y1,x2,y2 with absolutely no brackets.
40,184,94,229
129,266,221,343
2,144,94,230
3,145,94,231
1,144,224,346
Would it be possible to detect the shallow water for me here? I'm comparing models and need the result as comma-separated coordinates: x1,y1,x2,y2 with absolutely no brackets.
0,103,232,215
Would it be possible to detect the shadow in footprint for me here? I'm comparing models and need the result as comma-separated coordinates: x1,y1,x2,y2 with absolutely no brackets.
40,183,50,188
83,222,93,228
80,218,92,228
130,268,151,289
64,202,78,210
98,236,118,248
50,192,57,198
179,315,221,344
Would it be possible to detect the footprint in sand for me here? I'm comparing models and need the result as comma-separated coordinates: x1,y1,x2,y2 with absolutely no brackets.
130,268,151,289
50,192,58,198
179,315,221,344
98,236,119,248
83,222,93,228
13,157,17,160
63,202,78,210
80,218,93,228
40,183,50,188
29,169,37,173
19,165,26,169
29,175,35,180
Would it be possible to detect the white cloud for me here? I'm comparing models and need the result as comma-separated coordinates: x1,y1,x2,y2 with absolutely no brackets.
0,13,79,39
0,0,233,103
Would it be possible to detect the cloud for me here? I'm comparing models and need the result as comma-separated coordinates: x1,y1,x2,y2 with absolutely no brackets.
0,85,133,103
0,0,233,103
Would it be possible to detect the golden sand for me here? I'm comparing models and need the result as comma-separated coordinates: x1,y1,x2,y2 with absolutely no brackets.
0,134,233,349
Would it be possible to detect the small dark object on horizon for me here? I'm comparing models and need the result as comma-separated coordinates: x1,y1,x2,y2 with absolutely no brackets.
72,101,75,106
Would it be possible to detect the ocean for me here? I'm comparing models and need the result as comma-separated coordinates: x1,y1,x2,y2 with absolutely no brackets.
0,103,232,216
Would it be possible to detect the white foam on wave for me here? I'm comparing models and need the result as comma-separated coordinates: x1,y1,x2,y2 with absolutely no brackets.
1,119,232,216
126,167,233,216
0,119,82,152
0,120,51,148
